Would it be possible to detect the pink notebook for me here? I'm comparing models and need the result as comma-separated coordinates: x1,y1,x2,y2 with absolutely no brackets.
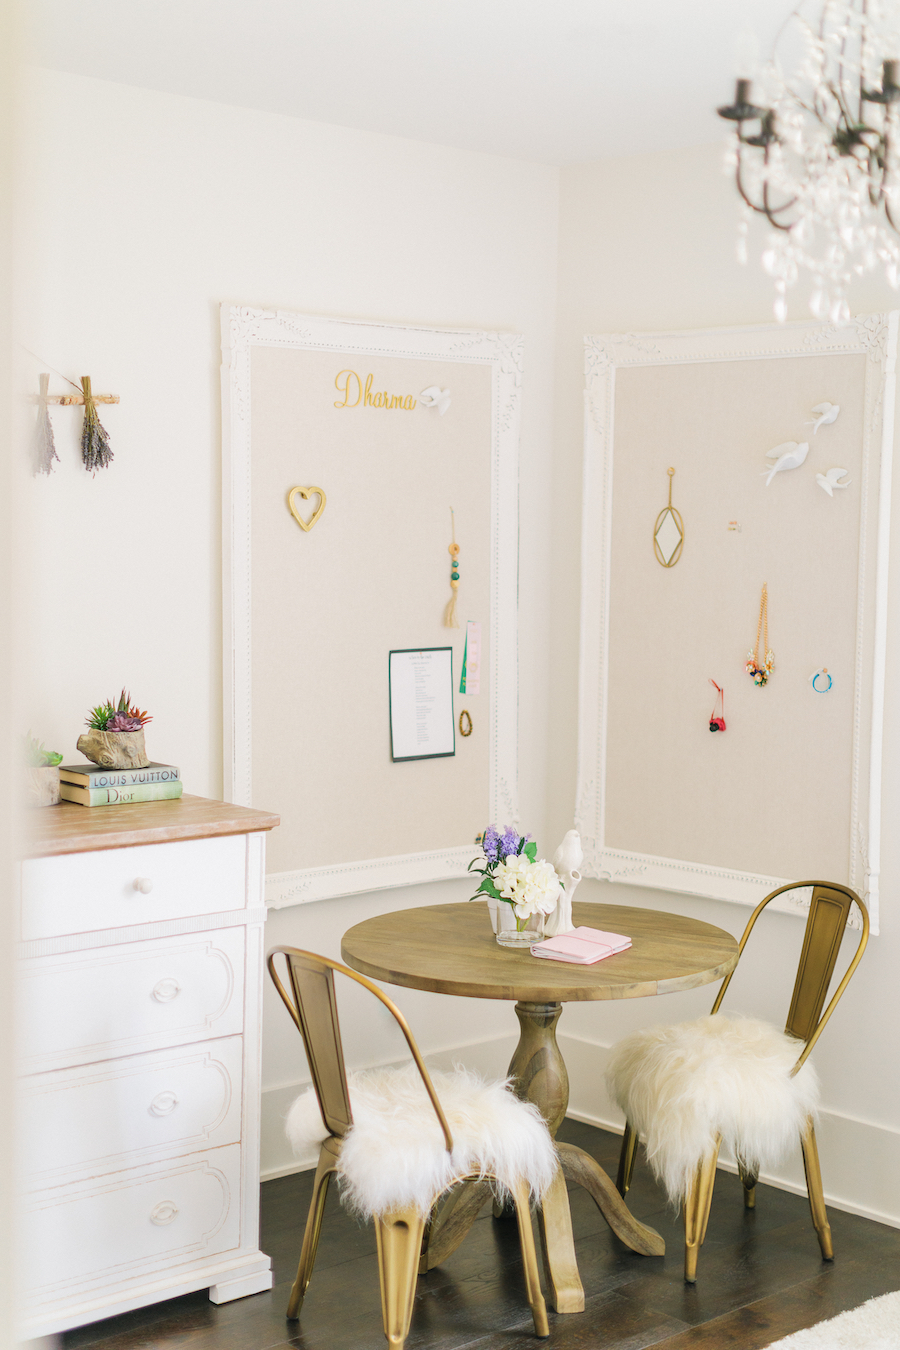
530,926,632,965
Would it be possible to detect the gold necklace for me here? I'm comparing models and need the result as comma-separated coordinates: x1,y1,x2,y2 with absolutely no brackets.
746,583,774,686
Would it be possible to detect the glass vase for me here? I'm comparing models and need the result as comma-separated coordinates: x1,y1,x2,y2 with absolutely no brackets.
496,902,544,949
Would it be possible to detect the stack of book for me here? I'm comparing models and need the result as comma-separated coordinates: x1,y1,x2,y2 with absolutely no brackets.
58,762,182,808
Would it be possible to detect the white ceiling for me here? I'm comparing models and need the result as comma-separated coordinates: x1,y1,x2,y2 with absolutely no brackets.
24,0,794,164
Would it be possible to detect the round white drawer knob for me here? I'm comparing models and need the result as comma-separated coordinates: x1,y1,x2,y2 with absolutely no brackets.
152,977,181,1003
134,878,153,894
149,1090,179,1117
150,1200,179,1226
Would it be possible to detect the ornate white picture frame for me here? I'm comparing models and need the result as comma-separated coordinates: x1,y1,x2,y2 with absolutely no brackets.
577,315,897,933
221,306,521,907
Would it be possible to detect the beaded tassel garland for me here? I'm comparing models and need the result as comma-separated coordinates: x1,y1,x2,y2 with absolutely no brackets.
444,508,460,628
746,583,774,686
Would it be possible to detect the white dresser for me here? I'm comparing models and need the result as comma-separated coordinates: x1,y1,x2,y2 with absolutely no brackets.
17,794,280,1340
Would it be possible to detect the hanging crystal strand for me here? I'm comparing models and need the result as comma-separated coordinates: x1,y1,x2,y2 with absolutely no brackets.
736,209,750,265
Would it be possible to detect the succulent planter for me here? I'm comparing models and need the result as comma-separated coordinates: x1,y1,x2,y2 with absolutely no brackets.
76,728,150,769
24,765,60,807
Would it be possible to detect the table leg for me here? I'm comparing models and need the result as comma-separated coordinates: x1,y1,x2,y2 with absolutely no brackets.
420,997,664,1291
507,1001,665,1272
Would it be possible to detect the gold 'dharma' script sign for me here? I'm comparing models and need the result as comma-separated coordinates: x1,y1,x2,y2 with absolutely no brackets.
334,370,417,410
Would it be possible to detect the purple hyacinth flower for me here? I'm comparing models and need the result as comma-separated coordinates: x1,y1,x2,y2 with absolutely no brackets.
499,826,519,860
482,825,501,863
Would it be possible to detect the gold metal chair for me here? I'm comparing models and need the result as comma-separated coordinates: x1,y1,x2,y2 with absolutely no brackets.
612,882,869,1282
267,946,551,1347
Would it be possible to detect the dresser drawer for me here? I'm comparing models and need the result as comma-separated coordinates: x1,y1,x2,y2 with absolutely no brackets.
19,928,245,1072
20,1036,243,1187
20,834,249,941
21,1144,243,1310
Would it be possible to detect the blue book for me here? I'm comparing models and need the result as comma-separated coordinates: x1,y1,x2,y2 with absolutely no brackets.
58,761,181,788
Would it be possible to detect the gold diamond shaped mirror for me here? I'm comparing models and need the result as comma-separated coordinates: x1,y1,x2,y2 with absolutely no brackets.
654,467,684,567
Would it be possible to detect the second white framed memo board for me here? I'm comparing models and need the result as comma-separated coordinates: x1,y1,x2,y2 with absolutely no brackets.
222,306,521,907
577,314,897,933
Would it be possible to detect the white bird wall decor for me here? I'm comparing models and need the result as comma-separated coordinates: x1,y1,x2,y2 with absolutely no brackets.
807,401,840,434
419,385,451,415
815,467,851,496
763,441,810,486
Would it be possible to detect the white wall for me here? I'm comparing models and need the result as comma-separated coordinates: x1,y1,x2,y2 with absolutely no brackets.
550,143,900,1228
15,76,900,1226
12,68,560,1175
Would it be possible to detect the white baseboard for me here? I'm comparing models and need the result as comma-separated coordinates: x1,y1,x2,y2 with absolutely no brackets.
261,1030,900,1231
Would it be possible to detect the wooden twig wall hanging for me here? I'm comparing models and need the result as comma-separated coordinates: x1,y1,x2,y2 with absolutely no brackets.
27,365,119,475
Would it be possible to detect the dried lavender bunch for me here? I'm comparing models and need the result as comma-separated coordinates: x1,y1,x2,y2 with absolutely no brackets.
31,373,59,476
80,375,113,474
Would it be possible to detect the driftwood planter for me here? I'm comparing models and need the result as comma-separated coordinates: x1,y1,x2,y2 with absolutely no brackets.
25,765,60,807
76,729,150,769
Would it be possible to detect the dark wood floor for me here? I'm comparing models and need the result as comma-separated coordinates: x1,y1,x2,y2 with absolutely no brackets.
55,1120,900,1350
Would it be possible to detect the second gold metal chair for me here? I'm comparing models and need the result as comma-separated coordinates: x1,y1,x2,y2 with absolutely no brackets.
268,946,554,1348
608,882,868,1282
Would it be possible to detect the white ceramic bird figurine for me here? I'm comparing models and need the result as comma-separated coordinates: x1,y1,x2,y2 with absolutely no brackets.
763,441,810,486
544,829,583,937
816,466,851,496
419,385,451,415
807,402,840,434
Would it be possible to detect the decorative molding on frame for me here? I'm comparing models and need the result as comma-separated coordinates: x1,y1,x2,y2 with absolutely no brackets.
578,315,897,935
221,306,521,906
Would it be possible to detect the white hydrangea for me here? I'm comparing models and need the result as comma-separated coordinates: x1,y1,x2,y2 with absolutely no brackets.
495,854,561,921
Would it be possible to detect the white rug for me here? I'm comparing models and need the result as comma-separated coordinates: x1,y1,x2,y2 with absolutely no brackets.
764,1289,900,1348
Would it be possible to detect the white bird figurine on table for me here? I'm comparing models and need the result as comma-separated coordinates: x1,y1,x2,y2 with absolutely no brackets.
807,402,840,434
543,829,583,938
763,441,809,486
816,466,851,496
419,386,451,415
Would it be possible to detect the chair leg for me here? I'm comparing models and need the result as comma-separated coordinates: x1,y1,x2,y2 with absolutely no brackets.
287,1141,338,1319
374,1207,426,1350
800,1117,834,1261
509,1178,550,1338
738,1160,758,1210
683,1142,720,1284
616,1121,639,1198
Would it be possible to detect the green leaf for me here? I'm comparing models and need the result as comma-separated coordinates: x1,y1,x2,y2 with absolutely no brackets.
524,841,537,863
478,876,502,900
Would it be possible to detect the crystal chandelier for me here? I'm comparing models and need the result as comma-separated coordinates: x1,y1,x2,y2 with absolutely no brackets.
718,1,900,322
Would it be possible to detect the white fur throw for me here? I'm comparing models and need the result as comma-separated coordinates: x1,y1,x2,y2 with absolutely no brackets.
285,1063,557,1220
606,1015,820,1204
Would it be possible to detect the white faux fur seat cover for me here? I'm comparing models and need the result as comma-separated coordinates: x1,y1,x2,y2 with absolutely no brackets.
285,1063,557,1219
606,1015,820,1203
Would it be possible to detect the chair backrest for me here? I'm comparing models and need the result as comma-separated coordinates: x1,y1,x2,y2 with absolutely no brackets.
267,946,453,1150
709,881,869,1073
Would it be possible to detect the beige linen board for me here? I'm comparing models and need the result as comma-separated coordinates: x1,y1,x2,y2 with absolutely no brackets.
578,317,896,929
222,307,522,905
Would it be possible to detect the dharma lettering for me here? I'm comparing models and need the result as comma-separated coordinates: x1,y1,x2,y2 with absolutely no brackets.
334,369,416,410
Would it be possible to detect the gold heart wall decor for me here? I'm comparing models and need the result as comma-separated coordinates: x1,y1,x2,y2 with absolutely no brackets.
287,485,327,532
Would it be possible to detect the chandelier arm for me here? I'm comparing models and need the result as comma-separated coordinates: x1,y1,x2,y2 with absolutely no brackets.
733,145,798,228
762,178,798,229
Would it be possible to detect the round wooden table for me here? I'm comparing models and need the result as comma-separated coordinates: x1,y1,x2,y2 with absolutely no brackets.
341,898,739,1313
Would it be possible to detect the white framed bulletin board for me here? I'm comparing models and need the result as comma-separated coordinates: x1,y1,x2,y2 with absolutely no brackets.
577,315,897,932
221,306,522,907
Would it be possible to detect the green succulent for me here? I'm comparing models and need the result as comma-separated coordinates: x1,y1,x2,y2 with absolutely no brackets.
24,733,63,767
85,689,152,732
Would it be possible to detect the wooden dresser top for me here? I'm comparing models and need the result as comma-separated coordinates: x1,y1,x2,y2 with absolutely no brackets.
23,794,280,858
